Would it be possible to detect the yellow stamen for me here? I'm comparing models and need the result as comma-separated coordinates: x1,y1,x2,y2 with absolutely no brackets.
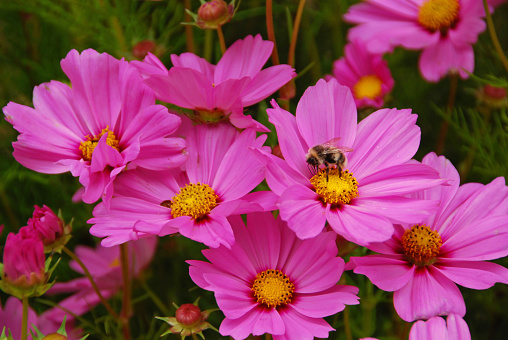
252,269,295,308
310,168,359,206
418,0,460,33
401,225,442,266
353,75,383,100
169,183,219,220
79,126,120,161
109,258,120,268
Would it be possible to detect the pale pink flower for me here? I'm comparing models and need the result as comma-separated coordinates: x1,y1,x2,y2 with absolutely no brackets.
3,49,187,204
43,237,156,324
348,152,508,321
410,314,470,340
188,212,360,340
132,34,296,131
89,120,274,248
343,0,493,82
0,296,81,340
327,39,394,109
254,78,444,246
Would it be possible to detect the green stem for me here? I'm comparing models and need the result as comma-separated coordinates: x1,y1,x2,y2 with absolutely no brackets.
344,306,353,340
120,243,132,340
435,74,458,154
204,29,213,62
288,0,306,67
140,280,171,315
483,0,508,74
62,246,119,319
216,25,226,55
266,0,280,65
21,297,28,340
184,0,196,53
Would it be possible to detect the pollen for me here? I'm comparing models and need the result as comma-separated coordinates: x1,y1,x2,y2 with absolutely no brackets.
401,225,442,266
252,269,295,308
79,126,120,161
353,75,383,100
169,183,219,220
310,168,359,205
418,0,459,33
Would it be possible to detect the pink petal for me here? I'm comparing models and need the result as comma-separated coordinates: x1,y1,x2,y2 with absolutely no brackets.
394,266,465,322
178,214,235,248
296,78,357,149
291,284,359,318
435,260,508,289
170,52,215,82
241,65,296,106
349,108,419,177
267,99,312,177
442,215,508,260
276,308,334,340
278,185,327,239
419,42,474,82
130,52,169,78
409,317,448,340
350,255,414,291
241,212,281,271
60,49,122,131
326,204,394,246
145,68,211,109
220,307,285,339
446,314,471,340
215,34,272,83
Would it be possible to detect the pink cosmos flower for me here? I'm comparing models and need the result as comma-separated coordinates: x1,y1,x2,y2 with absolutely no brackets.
89,120,273,248
131,34,296,131
327,39,394,109
43,237,156,324
25,205,64,246
0,296,81,340
254,78,444,246
3,49,187,204
348,152,508,321
343,0,491,82
188,212,360,340
410,314,470,340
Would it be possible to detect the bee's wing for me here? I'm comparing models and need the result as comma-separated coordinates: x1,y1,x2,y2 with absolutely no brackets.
323,137,353,153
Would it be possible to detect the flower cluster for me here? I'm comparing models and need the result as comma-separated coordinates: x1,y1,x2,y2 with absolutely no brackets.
1,1,507,339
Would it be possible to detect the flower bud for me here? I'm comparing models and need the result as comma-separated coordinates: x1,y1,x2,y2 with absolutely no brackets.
3,232,45,288
23,205,71,253
476,84,508,109
196,0,234,29
132,40,156,60
42,334,67,340
156,299,218,339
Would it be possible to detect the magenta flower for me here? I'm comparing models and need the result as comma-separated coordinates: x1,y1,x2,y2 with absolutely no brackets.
343,0,490,82
348,152,508,321
255,78,443,246
132,34,296,131
2,232,45,288
188,212,360,340
43,237,156,324
327,39,394,109
3,49,187,204
410,314,470,340
89,120,273,248
0,296,81,340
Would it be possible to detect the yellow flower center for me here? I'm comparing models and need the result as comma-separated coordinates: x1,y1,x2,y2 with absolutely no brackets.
401,225,442,266
310,168,359,206
353,75,383,100
418,0,460,33
79,126,120,161
194,107,226,123
252,269,295,308
169,183,219,220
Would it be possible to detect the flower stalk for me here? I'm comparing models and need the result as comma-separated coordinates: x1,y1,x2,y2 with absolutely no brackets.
62,246,119,320
120,243,132,340
21,296,28,340
216,25,226,54
266,0,280,65
483,0,508,74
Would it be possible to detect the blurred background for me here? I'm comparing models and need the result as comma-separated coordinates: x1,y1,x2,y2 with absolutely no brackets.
0,0,507,339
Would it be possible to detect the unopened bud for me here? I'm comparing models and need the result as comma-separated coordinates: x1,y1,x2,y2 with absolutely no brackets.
132,40,156,60
42,334,67,340
176,303,202,327
197,0,234,29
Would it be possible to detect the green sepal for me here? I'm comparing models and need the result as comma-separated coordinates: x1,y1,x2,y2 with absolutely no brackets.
0,327,14,340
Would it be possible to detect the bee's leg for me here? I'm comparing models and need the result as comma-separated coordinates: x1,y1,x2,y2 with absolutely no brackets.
326,166,329,182
338,167,342,178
